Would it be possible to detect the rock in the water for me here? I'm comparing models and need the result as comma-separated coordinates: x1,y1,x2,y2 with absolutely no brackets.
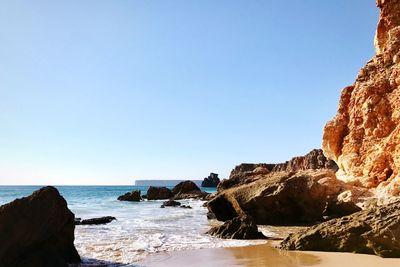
0,186,81,267
219,149,337,191
118,190,141,202
207,215,267,240
201,173,220,187
322,0,400,198
281,200,400,258
172,181,207,199
180,205,192,209
161,200,181,208
208,170,361,225
76,216,116,225
147,186,173,200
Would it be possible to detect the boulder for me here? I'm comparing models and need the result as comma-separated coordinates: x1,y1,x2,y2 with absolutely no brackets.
147,186,173,200
208,170,361,225
207,215,267,240
0,186,81,267
281,200,400,258
172,181,207,199
75,216,116,225
201,173,220,187
117,190,141,202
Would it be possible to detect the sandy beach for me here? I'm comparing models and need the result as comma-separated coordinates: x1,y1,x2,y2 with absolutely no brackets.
139,243,400,267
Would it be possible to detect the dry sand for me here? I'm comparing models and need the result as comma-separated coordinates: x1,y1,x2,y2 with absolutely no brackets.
139,243,400,267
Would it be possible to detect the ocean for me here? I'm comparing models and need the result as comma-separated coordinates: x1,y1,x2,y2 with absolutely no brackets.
0,185,262,266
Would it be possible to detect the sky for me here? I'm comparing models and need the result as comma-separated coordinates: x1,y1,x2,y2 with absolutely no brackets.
0,1,379,185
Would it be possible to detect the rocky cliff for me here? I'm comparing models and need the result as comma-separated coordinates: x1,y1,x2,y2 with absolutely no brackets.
219,149,337,191
323,0,400,199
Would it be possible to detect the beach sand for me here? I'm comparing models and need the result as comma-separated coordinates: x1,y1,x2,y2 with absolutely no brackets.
139,243,400,267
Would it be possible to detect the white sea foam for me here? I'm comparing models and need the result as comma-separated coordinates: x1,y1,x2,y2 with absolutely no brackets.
74,199,264,265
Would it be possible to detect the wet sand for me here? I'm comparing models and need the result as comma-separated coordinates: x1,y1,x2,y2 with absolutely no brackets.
139,243,400,267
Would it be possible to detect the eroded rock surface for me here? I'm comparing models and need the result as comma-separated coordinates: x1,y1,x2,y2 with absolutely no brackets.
323,0,400,199
281,200,400,258
0,186,80,267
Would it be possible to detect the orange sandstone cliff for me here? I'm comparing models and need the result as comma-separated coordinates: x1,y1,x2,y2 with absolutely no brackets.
323,0,400,198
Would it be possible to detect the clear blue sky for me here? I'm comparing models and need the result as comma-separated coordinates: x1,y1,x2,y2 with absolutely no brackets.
0,1,378,185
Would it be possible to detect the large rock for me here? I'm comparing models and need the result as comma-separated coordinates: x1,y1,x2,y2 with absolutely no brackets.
219,149,337,191
117,190,141,202
207,215,267,240
147,186,173,200
172,181,207,199
208,170,362,225
0,186,81,267
201,173,220,187
322,0,400,199
281,200,400,258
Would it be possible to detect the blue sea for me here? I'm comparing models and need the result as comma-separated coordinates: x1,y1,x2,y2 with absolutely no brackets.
0,185,260,266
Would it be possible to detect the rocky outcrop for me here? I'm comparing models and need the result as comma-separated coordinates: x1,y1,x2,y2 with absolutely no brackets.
281,200,400,258
219,149,338,191
75,216,116,225
208,169,361,225
322,0,400,198
117,190,141,202
207,215,267,240
201,173,220,187
147,186,173,200
208,170,365,225
0,186,81,267
172,181,208,199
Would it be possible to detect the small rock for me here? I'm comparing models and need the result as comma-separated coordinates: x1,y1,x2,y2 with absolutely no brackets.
76,216,116,225
161,200,181,208
207,215,267,240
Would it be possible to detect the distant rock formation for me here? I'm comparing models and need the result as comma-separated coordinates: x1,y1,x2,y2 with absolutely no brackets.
322,0,400,199
219,149,338,191
0,186,81,267
281,200,400,258
207,215,267,240
117,190,141,202
147,186,173,200
201,173,220,187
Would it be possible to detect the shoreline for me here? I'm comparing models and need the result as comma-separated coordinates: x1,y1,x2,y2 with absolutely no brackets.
138,242,400,267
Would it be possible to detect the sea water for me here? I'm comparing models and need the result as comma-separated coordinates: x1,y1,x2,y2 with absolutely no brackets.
0,186,264,266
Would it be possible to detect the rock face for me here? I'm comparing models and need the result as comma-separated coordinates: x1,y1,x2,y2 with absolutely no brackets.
281,200,400,258
201,173,220,187
219,149,337,191
147,186,173,200
117,190,141,202
208,170,356,225
323,0,400,198
207,215,267,240
0,186,81,267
